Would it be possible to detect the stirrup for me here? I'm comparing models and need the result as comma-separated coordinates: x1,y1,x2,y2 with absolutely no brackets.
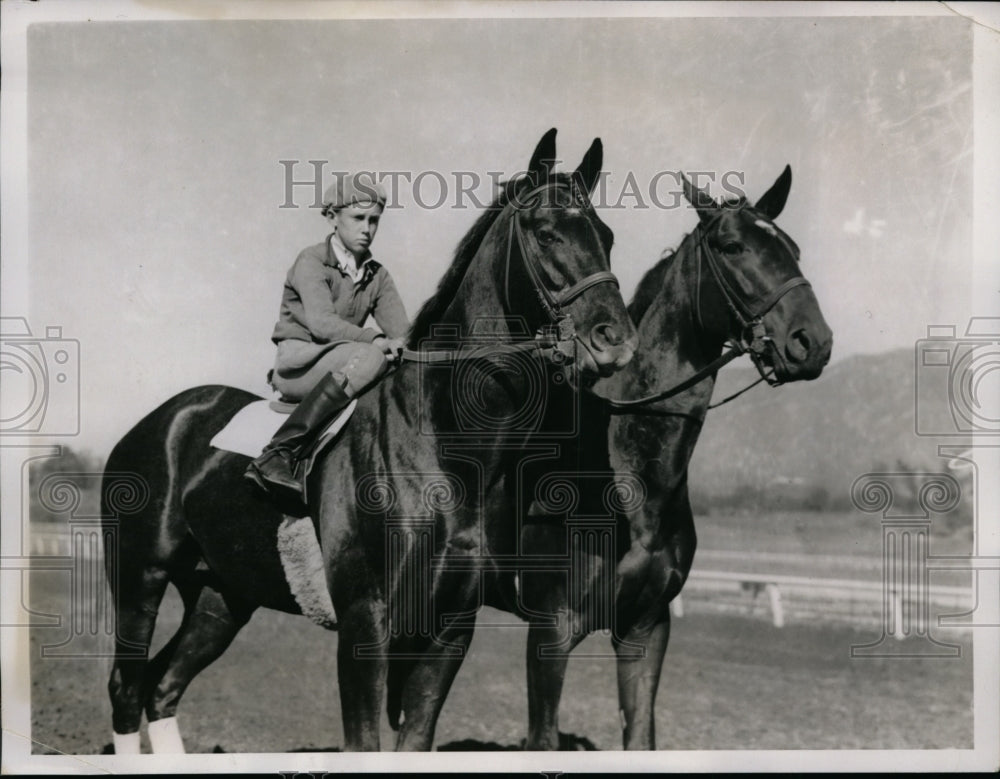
244,452,310,517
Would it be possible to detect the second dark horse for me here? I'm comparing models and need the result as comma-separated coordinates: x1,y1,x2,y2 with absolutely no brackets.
510,166,833,749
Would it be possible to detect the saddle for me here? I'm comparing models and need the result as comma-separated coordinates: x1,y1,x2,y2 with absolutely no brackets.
208,398,354,631
208,397,357,460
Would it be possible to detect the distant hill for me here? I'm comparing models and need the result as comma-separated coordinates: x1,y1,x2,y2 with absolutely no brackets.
30,350,972,533
688,349,973,518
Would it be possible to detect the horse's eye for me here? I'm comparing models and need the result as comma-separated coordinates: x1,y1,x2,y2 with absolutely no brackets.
721,242,743,256
537,230,561,247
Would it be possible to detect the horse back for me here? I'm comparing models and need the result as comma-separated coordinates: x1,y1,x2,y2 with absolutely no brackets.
101,385,302,613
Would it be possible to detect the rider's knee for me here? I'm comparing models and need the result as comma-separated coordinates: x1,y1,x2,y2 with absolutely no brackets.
336,342,389,396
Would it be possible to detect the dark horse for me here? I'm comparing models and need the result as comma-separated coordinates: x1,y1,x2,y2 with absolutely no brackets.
508,166,833,749
100,129,638,752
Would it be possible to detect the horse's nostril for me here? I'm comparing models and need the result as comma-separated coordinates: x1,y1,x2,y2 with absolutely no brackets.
591,323,624,349
786,329,811,362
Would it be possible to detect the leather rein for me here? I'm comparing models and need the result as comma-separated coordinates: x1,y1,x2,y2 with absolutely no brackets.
401,180,619,365
603,205,810,414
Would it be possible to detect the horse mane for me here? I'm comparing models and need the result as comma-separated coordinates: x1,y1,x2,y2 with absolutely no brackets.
627,251,673,323
405,191,508,347
406,172,579,347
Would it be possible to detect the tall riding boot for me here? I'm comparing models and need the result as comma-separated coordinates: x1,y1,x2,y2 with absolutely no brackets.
244,372,352,517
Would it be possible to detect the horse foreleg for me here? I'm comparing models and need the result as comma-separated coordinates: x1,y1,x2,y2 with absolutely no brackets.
612,616,670,750
525,614,588,750
393,626,474,751
522,562,589,750
337,600,389,751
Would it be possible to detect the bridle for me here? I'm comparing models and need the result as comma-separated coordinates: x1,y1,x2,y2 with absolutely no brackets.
506,181,619,322
604,203,810,413
402,179,620,366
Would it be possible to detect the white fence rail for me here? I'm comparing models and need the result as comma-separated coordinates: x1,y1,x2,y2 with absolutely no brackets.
26,527,974,633
673,568,973,634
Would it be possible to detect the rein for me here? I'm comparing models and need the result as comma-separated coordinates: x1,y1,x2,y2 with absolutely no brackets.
603,205,807,415
402,180,619,367
602,343,745,411
400,339,558,364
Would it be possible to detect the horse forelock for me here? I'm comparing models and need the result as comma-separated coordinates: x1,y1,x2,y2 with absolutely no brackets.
734,206,801,262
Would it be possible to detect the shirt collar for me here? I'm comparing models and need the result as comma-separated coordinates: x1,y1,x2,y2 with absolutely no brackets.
327,232,376,283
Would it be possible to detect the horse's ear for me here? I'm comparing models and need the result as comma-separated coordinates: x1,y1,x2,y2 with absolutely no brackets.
528,128,558,179
755,165,792,219
682,172,719,223
573,137,603,196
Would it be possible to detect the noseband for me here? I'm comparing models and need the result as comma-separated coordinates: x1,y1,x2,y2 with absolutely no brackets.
401,180,619,367
695,206,811,385
503,180,620,360
604,204,810,413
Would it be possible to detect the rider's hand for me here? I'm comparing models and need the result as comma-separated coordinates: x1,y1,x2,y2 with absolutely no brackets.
374,336,405,363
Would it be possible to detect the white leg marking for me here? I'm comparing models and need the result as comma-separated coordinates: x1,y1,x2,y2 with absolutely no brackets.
148,716,185,753
112,730,141,755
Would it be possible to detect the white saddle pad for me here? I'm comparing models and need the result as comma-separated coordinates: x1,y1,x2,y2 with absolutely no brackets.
209,398,357,458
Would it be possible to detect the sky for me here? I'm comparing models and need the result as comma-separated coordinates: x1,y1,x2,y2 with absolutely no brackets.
11,12,978,457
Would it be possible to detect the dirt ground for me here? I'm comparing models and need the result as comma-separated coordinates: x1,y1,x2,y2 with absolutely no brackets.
26,565,973,755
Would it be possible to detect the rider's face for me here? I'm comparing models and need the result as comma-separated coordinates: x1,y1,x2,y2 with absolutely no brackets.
329,203,383,258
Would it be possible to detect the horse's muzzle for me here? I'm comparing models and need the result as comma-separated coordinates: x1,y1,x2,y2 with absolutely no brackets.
776,322,833,381
589,323,638,375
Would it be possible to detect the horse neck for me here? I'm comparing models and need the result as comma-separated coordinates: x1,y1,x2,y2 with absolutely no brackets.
607,234,726,412
436,215,514,342
397,213,535,441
